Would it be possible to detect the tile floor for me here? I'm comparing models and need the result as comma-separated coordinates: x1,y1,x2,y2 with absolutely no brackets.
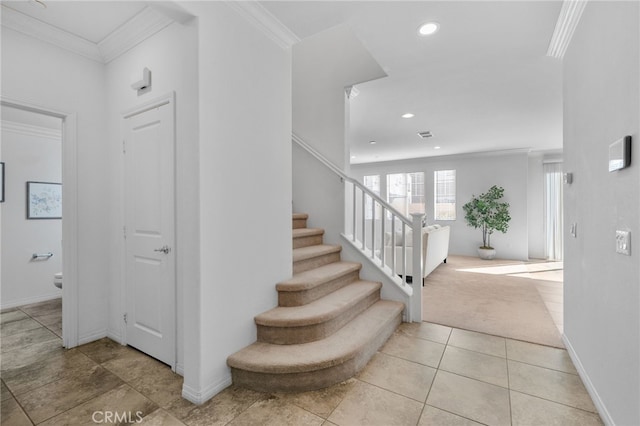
1,299,602,426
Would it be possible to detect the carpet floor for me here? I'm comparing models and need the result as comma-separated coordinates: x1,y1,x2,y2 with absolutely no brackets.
423,255,564,348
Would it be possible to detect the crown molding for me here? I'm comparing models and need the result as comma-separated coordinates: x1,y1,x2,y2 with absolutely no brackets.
1,5,174,64
226,1,300,49
1,5,103,62
546,0,588,59
1,120,62,140
98,7,174,64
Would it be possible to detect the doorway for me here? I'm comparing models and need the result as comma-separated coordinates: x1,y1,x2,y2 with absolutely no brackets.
0,98,79,348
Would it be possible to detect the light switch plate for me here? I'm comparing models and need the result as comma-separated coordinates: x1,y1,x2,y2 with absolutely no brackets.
616,230,631,255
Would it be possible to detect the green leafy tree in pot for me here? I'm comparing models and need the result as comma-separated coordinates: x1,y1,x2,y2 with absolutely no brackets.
462,185,511,249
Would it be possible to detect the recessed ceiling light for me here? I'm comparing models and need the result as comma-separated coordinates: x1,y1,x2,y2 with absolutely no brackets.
369,140,376,145
401,113,415,119
351,155,356,159
434,146,441,150
418,22,439,36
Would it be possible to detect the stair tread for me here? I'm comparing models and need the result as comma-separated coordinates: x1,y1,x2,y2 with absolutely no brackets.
227,300,404,374
292,213,308,220
292,228,325,238
256,281,381,327
277,262,361,292
293,244,341,262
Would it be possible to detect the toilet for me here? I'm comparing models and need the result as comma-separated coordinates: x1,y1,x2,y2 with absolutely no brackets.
54,272,62,289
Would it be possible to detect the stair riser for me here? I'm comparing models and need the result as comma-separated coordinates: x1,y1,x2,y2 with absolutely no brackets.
293,252,341,274
257,290,381,345
231,309,401,392
292,218,307,229
292,234,324,249
278,270,360,307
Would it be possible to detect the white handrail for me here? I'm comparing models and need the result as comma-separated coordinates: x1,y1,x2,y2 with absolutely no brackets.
293,133,412,227
293,132,424,321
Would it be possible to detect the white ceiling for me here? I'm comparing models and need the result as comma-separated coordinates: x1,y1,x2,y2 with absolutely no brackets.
262,1,564,164
1,1,564,164
2,1,146,44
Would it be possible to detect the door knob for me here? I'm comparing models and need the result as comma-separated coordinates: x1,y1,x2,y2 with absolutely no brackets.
154,245,171,254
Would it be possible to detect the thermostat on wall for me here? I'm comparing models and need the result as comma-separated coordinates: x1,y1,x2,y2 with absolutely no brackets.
608,135,631,172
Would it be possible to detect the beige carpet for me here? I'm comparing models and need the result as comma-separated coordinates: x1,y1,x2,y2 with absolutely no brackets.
423,255,564,348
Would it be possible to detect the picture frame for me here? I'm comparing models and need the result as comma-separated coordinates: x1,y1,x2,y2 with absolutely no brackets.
26,181,62,219
0,162,4,203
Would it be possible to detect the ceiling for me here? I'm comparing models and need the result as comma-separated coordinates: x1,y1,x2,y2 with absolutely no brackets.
2,1,146,44
261,1,564,164
1,1,564,164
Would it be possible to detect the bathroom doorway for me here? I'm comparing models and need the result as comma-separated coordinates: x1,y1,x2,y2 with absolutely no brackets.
1,98,79,348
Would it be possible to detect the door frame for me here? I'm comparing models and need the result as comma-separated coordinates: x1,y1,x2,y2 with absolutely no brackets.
120,92,177,369
1,96,79,349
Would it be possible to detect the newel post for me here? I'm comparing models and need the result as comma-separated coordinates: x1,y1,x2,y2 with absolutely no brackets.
410,213,424,322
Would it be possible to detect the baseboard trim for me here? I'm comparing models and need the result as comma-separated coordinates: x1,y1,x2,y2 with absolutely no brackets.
563,334,614,425
1,294,61,310
176,363,185,376
182,375,232,405
78,328,108,346
106,329,123,344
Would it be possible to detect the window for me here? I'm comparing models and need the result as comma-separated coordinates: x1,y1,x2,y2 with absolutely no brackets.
386,172,425,217
363,175,380,220
434,170,456,220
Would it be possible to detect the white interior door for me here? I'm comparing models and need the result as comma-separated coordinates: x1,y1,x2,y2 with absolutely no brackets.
124,97,175,367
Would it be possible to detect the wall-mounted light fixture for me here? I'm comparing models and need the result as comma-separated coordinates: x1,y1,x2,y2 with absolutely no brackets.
131,68,151,91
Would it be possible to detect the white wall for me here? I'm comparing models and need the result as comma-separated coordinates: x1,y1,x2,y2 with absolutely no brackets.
179,2,292,403
292,26,386,246
104,19,199,375
1,123,62,308
1,28,109,342
563,2,639,425
352,151,530,260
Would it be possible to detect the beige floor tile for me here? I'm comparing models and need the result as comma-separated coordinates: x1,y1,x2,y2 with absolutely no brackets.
1,380,11,402
101,347,166,382
506,339,577,374
508,360,597,413
418,405,483,426
0,318,42,338
140,408,186,425
426,371,510,426
397,322,452,344
128,365,184,408
1,396,33,426
448,329,506,358
510,390,603,426
167,385,268,426
19,299,61,317
32,313,62,327
78,337,132,364
2,349,96,396
358,352,436,402
328,380,423,426
16,365,123,423
0,338,64,374
1,327,59,353
228,396,324,426
39,383,158,426
539,293,563,304
0,310,29,324
380,333,445,368
274,378,356,418
544,301,563,314
439,346,508,388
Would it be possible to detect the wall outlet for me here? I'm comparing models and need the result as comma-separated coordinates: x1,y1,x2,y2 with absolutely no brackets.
616,230,631,255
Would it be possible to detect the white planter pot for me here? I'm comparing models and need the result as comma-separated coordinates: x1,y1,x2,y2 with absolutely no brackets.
477,247,496,260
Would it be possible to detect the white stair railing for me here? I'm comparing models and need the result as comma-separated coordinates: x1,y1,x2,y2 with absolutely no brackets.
293,133,423,321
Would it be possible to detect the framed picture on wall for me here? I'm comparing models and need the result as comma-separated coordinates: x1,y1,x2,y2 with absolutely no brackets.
27,181,62,219
0,162,4,203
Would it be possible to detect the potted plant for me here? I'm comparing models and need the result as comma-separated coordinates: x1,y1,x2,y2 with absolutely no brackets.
462,185,511,260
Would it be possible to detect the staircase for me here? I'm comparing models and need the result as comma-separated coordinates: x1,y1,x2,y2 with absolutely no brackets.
227,213,404,392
